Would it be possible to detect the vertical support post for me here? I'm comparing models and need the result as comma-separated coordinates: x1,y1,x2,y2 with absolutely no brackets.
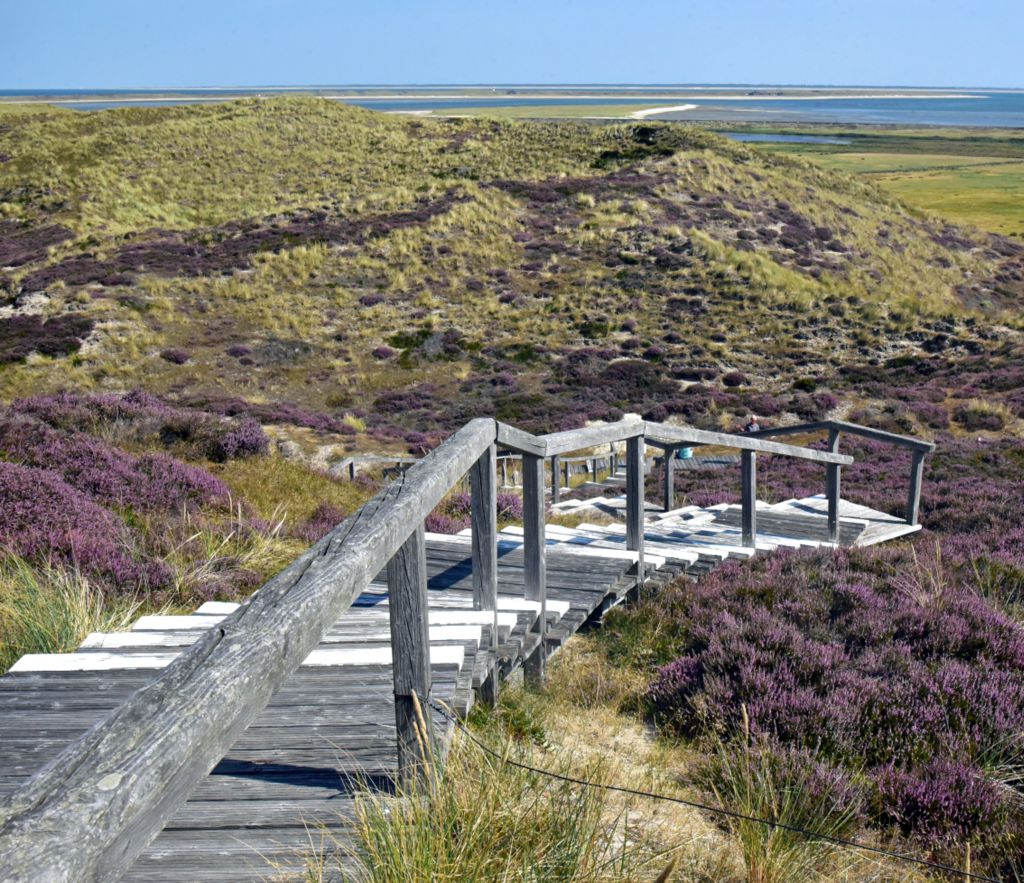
522,454,547,688
500,457,507,488
826,427,841,544
826,464,841,544
563,458,570,490
550,454,561,505
626,435,645,582
471,443,499,704
610,443,617,474
741,450,757,549
348,460,356,481
663,447,675,513
906,449,926,525
387,525,431,786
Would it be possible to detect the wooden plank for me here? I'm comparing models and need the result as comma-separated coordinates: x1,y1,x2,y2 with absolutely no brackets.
741,450,757,548
469,444,499,706
550,453,561,505
663,449,675,513
521,454,546,688
749,420,935,452
645,421,853,465
0,417,497,883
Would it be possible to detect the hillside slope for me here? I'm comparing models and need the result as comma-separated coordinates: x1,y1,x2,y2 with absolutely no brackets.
2,97,1023,441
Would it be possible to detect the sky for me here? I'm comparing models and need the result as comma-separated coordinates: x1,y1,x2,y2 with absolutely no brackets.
2,0,1022,90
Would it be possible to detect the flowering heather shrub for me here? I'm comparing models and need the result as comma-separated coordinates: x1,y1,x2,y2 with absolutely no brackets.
10,391,269,463
189,395,354,434
497,492,524,521
0,462,169,588
953,400,1005,431
0,220,73,267
372,345,395,359
638,546,1024,852
291,502,347,544
0,314,94,364
0,415,229,512
225,344,251,358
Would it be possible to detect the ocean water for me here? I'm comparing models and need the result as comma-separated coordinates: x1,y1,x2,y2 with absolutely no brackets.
3,87,1023,127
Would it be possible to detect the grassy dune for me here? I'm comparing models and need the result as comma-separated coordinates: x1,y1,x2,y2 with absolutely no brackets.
2,97,1023,441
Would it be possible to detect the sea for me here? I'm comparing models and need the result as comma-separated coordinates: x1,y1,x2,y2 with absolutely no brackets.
2,86,1023,128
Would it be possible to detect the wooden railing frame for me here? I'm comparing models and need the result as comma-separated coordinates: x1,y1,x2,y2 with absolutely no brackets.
745,420,936,526
1,414,922,883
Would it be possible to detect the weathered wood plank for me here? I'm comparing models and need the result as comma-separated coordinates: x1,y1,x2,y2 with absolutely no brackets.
626,436,645,580
496,422,546,457
906,449,927,525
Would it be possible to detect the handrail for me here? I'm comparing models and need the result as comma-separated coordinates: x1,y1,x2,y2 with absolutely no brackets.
0,413,933,881
0,418,496,883
744,419,936,452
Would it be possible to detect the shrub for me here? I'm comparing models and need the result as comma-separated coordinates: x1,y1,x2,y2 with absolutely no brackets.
0,461,169,589
722,371,748,387
159,347,191,364
954,399,1007,432
0,314,94,364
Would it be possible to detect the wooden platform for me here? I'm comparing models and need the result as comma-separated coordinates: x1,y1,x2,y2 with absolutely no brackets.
0,493,921,881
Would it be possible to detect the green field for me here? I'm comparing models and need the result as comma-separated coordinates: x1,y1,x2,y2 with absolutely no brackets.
733,129,1024,236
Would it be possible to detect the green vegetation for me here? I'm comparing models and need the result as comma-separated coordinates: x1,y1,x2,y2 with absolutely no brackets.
0,557,146,672
722,125,1024,236
3,96,1022,439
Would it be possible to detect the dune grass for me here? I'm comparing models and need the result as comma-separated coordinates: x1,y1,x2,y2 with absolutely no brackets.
0,556,146,674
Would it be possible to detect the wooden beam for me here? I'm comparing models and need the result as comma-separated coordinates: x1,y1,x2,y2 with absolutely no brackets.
541,419,646,456
550,454,561,505
906,449,927,525
470,444,499,706
750,420,935,452
626,436,645,581
741,450,757,548
387,525,431,786
0,417,497,883
496,422,546,457
521,454,546,688
645,421,852,465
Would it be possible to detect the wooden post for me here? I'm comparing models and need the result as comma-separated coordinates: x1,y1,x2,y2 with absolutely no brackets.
522,454,547,687
471,445,499,704
387,525,431,787
626,436,645,582
741,450,757,549
906,449,926,525
563,458,570,490
663,447,675,512
826,464,841,543
348,460,356,481
550,453,561,505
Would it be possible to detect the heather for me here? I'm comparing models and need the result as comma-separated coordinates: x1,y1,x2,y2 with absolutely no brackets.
601,434,1024,870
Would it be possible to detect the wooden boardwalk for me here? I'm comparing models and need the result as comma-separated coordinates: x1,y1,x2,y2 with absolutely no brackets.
0,536,638,882
0,417,934,883
0,491,917,881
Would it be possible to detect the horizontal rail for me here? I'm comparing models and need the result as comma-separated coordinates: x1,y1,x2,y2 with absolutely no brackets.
644,422,853,465
746,419,935,452
541,419,646,456
0,418,497,883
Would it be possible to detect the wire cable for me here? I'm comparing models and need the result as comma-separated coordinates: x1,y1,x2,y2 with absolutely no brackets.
427,698,997,883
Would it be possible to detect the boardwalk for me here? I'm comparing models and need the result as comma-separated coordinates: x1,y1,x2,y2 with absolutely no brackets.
0,416,934,882
1,492,913,881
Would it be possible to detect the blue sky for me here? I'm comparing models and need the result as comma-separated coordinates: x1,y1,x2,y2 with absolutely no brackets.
2,0,1021,89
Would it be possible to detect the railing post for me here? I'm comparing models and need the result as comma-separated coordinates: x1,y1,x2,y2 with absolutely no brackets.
550,453,561,505
663,446,675,512
741,450,757,548
906,449,926,525
387,524,431,787
471,443,499,704
522,453,547,687
563,458,570,490
826,464,841,543
626,435,645,582
826,428,841,543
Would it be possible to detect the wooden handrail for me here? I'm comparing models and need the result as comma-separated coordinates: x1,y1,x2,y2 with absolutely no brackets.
745,419,936,452
644,421,854,465
0,418,497,883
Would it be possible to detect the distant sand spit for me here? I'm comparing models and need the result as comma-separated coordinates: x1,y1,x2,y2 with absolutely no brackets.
630,104,698,119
